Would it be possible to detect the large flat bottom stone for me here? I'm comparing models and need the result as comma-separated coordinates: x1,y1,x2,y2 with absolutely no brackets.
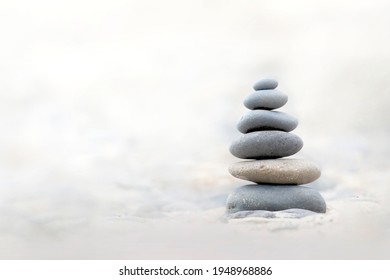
226,184,326,214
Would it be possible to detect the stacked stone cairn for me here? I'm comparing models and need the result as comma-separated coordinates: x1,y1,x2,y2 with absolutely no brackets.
227,78,326,215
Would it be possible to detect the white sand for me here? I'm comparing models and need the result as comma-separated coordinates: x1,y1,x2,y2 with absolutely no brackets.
0,0,389,259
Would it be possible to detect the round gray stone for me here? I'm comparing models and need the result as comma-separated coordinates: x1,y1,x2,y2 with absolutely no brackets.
253,78,278,90
229,131,303,159
237,110,298,133
226,184,326,214
244,89,288,110
229,159,321,184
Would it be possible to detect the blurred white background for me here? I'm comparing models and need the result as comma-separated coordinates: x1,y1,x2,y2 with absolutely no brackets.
0,0,389,259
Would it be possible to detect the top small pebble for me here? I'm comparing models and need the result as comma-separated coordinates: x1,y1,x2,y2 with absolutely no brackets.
253,78,278,90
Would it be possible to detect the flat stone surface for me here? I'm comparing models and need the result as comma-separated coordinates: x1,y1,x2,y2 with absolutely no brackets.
237,110,298,133
244,89,288,110
226,184,327,213
253,78,278,90
229,131,303,159
229,159,321,184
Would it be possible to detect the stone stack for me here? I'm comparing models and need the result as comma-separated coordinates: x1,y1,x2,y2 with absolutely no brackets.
227,78,326,215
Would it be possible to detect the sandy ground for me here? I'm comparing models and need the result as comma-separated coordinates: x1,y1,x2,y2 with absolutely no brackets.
0,0,390,259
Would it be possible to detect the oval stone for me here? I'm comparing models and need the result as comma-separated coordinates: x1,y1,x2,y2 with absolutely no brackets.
237,110,298,133
229,131,303,159
226,184,326,213
244,89,288,110
253,78,278,90
229,159,321,184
